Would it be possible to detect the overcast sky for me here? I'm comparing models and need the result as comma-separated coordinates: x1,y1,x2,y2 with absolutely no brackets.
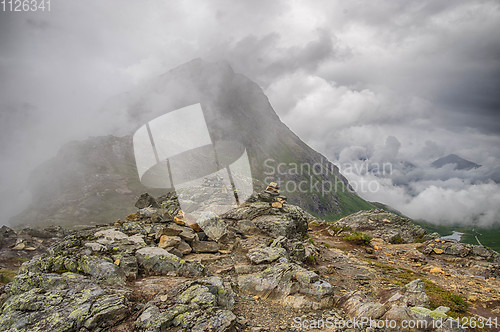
1,0,499,226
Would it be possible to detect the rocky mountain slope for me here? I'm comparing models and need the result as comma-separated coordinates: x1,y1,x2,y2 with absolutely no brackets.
1,189,498,331
11,59,372,228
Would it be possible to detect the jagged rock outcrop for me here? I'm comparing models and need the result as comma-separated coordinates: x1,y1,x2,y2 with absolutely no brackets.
421,240,500,278
422,240,500,262
0,189,332,331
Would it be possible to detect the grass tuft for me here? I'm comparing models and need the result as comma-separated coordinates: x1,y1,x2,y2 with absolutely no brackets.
342,231,372,245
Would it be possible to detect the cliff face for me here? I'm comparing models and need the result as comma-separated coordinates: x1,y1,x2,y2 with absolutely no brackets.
11,59,371,227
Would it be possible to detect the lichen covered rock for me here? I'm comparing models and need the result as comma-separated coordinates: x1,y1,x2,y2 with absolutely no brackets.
247,246,287,264
135,277,235,331
0,272,130,331
135,247,204,276
237,262,334,309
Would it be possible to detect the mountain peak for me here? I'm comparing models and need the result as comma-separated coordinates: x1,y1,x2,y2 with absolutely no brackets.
12,59,372,226
431,154,480,170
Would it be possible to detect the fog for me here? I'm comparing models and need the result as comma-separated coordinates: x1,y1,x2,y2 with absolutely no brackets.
1,0,499,226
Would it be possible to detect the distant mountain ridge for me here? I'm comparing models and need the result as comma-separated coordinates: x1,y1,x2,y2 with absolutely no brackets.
431,154,480,170
11,59,372,227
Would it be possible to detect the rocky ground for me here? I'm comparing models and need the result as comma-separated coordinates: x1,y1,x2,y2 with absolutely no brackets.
0,189,499,331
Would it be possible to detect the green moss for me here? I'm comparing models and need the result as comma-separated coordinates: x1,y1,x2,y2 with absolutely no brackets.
410,306,432,316
410,307,448,319
172,311,191,327
0,268,17,284
366,258,470,319
363,259,396,271
389,235,405,244
328,224,352,235
414,234,426,243
306,254,317,265
68,304,91,321
216,286,227,296
428,310,448,319
428,292,468,316
342,231,372,245
377,265,469,318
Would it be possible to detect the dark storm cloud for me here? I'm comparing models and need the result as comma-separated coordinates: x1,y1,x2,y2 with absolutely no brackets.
0,0,499,225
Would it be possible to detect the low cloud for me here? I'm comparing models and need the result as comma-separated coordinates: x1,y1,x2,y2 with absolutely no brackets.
267,71,500,226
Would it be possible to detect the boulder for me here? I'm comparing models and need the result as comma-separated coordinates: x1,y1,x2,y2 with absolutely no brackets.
247,247,287,264
0,225,16,239
127,234,146,245
233,219,261,235
135,247,204,276
94,228,129,243
472,245,492,258
93,229,146,249
78,255,127,284
445,243,470,257
196,211,227,241
135,193,159,209
158,235,181,249
178,227,196,243
155,223,184,238
139,207,157,218
222,195,312,240
422,240,499,262
177,241,192,255
383,279,430,309
0,272,130,331
84,242,106,252
191,240,220,253
338,291,388,319
252,207,309,239
116,255,139,280
404,279,429,306
237,263,333,309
